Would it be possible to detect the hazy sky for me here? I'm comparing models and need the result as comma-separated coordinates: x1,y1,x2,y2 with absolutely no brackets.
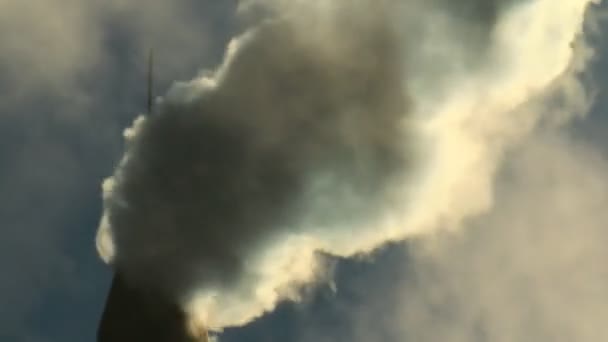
0,1,607,341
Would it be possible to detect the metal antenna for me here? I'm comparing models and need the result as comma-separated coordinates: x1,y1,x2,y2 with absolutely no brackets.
147,49,154,114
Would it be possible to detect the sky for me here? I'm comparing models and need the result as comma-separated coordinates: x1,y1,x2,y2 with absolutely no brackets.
0,1,607,341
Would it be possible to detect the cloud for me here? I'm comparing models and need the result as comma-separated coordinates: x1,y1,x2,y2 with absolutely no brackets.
0,1,103,98
0,0,237,339
369,131,608,342
97,0,599,336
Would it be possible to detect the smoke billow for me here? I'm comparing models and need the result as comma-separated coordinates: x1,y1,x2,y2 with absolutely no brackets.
96,0,599,333
99,1,412,329
362,133,608,342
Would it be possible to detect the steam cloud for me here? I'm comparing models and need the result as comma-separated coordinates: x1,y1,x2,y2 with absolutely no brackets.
96,0,599,334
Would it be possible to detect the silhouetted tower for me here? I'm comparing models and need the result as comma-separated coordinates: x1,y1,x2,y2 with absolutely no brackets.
97,50,208,342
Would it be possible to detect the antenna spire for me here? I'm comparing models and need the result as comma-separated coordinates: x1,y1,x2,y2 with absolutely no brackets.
147,49,154,114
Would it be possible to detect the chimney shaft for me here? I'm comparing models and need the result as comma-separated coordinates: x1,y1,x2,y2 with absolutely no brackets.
97,274,205,342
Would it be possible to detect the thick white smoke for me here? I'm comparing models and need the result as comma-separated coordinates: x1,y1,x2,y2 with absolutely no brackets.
382,133,608,342
96,0,599,334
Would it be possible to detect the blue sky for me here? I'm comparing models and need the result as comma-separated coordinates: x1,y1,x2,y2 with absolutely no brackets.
1,1,607,341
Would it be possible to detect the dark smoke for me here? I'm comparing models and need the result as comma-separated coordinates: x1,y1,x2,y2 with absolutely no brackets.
91,0,592,334
104,10,411,301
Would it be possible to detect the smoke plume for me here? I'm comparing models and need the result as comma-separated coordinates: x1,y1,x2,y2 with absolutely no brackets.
96,0,599,333
341,132,608,342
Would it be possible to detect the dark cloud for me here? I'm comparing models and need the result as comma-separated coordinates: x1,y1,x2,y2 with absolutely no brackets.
430,0,524,54
104,10,412,301
432,0,523,25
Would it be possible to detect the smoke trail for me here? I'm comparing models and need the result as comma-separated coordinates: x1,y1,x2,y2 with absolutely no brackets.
96,0,598,333
366,133,608,342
